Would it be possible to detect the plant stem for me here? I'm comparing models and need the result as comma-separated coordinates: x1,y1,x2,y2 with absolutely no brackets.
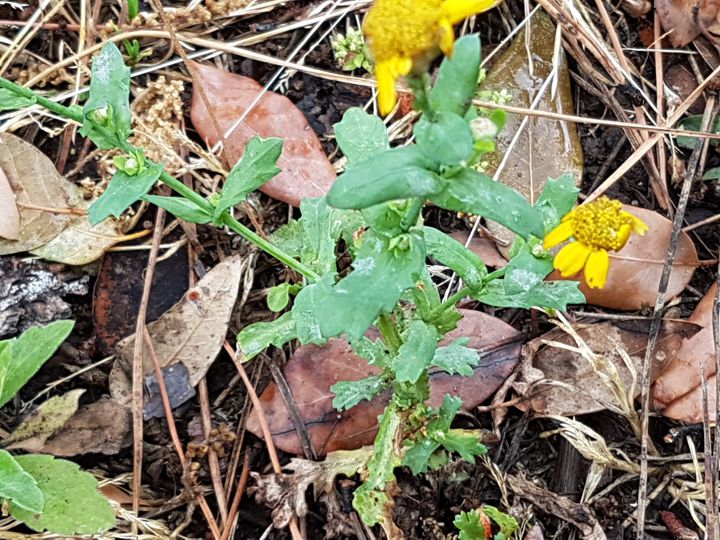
0,76,83,122
427,286,471,321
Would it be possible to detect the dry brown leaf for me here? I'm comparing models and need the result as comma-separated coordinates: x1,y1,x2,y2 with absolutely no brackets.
656,0,720,47
450,231,507,268
0,165,20,240
189,62,336,207
553,206,699,310
481,11,583,255
0,133,77,254
111,255,244,405
652,283,717,423
247,309,522,456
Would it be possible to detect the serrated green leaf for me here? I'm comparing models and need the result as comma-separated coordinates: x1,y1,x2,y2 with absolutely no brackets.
81,43,131,149
0,449,43,512
391,320,438,383
237,311,297,359
350,337,390,366
454,510,487,540
536,174,579,231
0,320,74,408
213,136,282,222
327,146,443,210
335,108,389,162
142,195,213,224
483,505,519,538
429,168,545,239
432,339,479,377
424,226,487,291
0,88,35,112
293,230,426,342
88,162,163,224
270,219,304,257
474,279,584,310
414,112,474,166
11,455,115,534
442,430,486,463
403,395,462,474
429,35,481,116
503,238,554,296
331,375,387,410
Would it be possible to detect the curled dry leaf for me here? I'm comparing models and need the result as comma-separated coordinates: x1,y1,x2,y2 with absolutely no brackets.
480,11,583,255
189,62,336,207
0,165,20,240
553,206,699,310
656,0,720,47
652,283,718,423
247,309,522,456
111,256,244,407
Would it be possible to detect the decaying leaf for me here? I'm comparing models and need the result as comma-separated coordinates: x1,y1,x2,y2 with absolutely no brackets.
190,62,336,207
652,283,718,423
247,309,522,456
481,11,583,255
656,0,720,47
0,133,78,254
0,165,20,240
111,256,244,407
554,206,699,310
6,397,131,456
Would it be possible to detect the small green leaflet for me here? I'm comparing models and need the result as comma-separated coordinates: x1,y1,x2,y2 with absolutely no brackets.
0,320,74,408
213,136,282,223
424,226,487,291
0,88,35,112
0,449,43,513
391,320,438,384
331,375,387,410
483,505,519,539
454,510,487,540
334,107,389,162
474,279,584,310
414,111,474,166
237,311,297,359
143,195,213,224
535,173,579,232
703,166,720,181
432,338,479,377
81,42,132,149
362,199,423,239
676,114,720,149
402,395,461,474
88,162,163,224
10,455,115,535
429,35,481,117
267,283,301,312
350,336,390,367
503,238,553,296
270,219,304,257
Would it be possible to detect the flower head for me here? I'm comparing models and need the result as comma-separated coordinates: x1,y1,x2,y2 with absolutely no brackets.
544,197,649,289
363,0,498,115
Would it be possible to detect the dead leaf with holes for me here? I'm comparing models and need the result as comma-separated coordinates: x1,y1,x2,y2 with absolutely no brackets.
110,256,245,410
247,309,522,456
652,283,718,423
190,62,336,207
551,206,700,310
656,0,720,47
480,11,583,256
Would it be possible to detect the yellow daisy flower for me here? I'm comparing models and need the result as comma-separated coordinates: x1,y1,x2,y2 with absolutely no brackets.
363,0,499,115
544,197,649,289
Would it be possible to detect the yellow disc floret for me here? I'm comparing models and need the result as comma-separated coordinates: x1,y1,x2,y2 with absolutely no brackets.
543,196,649,289
363,0,499,115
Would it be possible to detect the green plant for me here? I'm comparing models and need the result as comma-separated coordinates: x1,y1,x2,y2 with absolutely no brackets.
127,0,139,21
454,505,519,540
0,322,116,534
122,38,152,65
331,28,374,72
0,37,583,534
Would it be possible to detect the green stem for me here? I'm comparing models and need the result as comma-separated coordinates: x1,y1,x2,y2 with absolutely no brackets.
427,286,471,321
0,77,83,123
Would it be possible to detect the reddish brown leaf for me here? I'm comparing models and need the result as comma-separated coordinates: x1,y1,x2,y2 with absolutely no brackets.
656,0,720,47
189,62,336,207
247,309,522,456
652,283,717,423
553,206,699,310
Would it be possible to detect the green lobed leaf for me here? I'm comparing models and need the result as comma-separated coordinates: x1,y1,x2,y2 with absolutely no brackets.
414,111,474,166
402,434,441,475
327,146,443,210
474,279,585,310
237,311,297,359
454,510,487,540
423,226,487,291
402,395,462,474
142,195,213,224
88,162,163,224
483,505,519,538
391,320,438,384
270,219,304,257
432,338,479,377
334,107,389,162
429,168,545,239
0,88,35,112
0,449,43,513
362,198,423,239
503,238,554,296
331,375,388,410
442,430,487,463
293,229,426,342
0,320,74,408
81,43,132,149
429,35,482,117
10,455,115,535
350,337,390,367
535,173,579,231
213,136,283,222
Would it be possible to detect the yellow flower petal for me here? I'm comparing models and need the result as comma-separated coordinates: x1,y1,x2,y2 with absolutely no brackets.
376,60,399,116
584,249,610,289
543,221,574,250
442,0,498,24
554,241,591,278
396,56,413,76
439,18,455,57
616,223,631,248
632,215,649,235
